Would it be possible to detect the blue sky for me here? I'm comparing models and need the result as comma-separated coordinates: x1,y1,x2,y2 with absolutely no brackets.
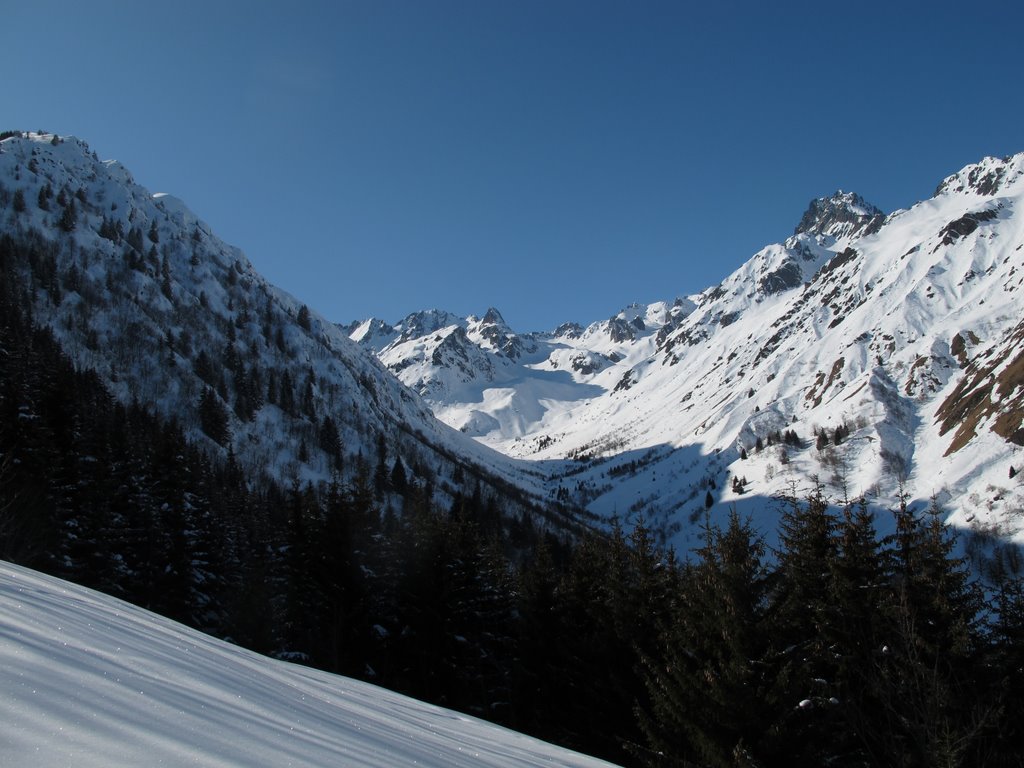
5,1,1022,331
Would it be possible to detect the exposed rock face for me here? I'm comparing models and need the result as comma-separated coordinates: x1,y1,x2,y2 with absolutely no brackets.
553,322,583,339
936,319,1024,454
756,260,804,295
935,154,1024,196
605,316,638,343
938,208,999,246
794,190,885,240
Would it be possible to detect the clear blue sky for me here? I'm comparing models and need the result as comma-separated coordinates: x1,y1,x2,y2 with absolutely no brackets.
6,1,1022,331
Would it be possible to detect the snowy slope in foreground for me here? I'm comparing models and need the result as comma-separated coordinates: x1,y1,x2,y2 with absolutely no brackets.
0,561,615,768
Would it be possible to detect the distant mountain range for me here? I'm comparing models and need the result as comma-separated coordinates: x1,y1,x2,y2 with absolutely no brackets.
2,130,1022,550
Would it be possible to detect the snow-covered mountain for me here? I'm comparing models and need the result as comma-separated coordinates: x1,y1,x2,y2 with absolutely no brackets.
0,132,561,523
353,156,1024,546
0,559,616,768
4,130,1021,550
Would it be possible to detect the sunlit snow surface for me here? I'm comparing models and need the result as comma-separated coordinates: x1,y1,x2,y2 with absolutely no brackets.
0,561,616,768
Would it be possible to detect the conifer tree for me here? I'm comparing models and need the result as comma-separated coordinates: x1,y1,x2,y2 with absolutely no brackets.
825,498,889,764
147,422,197,624
442,508,517,718
639,509,776,767
278,369,295,415
373,432,389,497
282,481,324,657
556,526,640,762
198,386,230,446
980,570,1024,767
873,493,985,766
768,482,845,766
390,457,407,493
305,480,376,675
56,198,75,231
512,535,564,740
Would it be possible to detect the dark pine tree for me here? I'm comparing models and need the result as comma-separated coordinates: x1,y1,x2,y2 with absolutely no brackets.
825,498,890,765
768,482,845,766
873,493,985,767
639,509,776,767
198,386,230,446
58,200,77,232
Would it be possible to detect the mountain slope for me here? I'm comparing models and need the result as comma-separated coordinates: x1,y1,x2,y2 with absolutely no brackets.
0,559,616,768
354,157,1024,546
0,131,565,525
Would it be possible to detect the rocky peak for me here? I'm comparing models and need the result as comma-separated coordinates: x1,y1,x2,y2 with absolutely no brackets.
398,309,462,341
430,326,473,366
468,307,529,360
793,190,884,240
934,153,1024,197
480,307,506,326
605,316,638,343
346,317,397,349
552,321,583,339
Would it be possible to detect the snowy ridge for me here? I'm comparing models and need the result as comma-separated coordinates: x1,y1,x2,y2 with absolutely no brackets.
0,560,615,768
355,154,1024,546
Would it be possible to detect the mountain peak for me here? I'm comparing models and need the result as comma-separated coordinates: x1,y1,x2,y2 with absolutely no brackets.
793,190,884,240
934,152,1024,197
348,317,395,346
397,309,462,340
480,307,506,326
